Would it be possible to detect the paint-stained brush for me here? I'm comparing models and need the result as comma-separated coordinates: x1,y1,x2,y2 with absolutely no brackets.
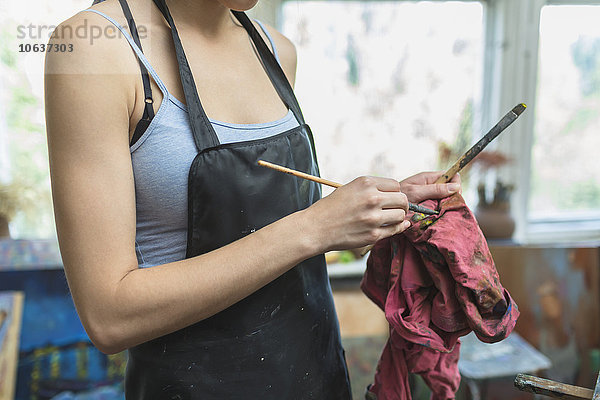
434,103,526,184
257,160,439,215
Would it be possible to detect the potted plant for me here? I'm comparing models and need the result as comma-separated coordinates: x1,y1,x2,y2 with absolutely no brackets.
0,182,34,239
475,179,515,239
471,151,516,239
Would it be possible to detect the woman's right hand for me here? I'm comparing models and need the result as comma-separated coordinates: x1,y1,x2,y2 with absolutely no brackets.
303,176,410,252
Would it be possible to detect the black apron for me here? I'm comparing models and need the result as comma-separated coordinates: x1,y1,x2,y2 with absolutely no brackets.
124,2,352,399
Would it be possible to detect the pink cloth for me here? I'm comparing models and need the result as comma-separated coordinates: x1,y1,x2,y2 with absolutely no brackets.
361,194,519,400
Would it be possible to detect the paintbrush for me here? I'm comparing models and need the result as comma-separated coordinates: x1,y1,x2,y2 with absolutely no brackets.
434,103,526,184
359,103,527,256
257,160,439,215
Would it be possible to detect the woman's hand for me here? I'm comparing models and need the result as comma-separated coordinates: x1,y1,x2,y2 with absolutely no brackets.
302,176,411,252
399,171,461,204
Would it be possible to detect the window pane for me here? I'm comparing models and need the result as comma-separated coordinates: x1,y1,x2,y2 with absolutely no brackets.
281,1,483,193
530,5,600,219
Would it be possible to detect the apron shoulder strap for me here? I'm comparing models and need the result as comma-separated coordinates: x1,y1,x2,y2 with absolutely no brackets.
232,12,321,170
152,0,221,151
231,11,306,126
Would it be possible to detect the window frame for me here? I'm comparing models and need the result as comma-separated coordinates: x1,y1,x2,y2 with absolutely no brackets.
486,0,600,243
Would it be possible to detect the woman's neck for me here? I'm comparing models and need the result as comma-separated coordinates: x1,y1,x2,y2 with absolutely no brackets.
164,0,235,37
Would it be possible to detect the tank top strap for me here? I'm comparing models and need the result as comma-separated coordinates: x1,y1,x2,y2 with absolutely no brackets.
82,8,169,96
253,19,280,64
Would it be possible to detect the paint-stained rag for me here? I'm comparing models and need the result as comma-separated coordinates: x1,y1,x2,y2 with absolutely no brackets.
361,193,519,400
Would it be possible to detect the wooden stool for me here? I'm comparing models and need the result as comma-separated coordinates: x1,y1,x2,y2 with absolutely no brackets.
458,332,552,400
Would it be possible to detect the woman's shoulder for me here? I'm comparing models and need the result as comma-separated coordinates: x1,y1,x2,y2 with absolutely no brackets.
44,1,138,140
44,0,134,76
251,20,297,85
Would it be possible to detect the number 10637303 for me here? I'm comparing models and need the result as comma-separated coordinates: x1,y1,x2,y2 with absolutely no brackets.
19,43,73,52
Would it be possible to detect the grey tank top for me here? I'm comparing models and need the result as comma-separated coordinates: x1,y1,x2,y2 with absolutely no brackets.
84,9,300,268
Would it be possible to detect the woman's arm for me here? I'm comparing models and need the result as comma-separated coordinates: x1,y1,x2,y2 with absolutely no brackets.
46,13,412,355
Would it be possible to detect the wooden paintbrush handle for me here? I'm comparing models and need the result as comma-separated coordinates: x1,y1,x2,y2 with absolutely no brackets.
257,160,342,188
435,103,526,184
435,163,462,184
258,160,436,215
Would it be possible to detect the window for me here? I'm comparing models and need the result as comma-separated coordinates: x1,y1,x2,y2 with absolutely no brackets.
274,0,600,242
281,1,484,203
530,5,600,221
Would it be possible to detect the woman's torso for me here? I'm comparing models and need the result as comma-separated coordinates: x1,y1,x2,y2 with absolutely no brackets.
86,0,299,267
83,3,351,398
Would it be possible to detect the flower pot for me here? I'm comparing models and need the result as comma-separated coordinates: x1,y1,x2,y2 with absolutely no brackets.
474,206,515,239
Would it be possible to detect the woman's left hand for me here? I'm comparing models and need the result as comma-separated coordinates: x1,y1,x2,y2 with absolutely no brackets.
399,171,462,204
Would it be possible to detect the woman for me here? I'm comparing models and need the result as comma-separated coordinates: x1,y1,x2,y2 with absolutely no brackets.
44,0,461,398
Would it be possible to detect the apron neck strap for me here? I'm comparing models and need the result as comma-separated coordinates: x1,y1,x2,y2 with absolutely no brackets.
152,0,220,151
231,11,306,126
